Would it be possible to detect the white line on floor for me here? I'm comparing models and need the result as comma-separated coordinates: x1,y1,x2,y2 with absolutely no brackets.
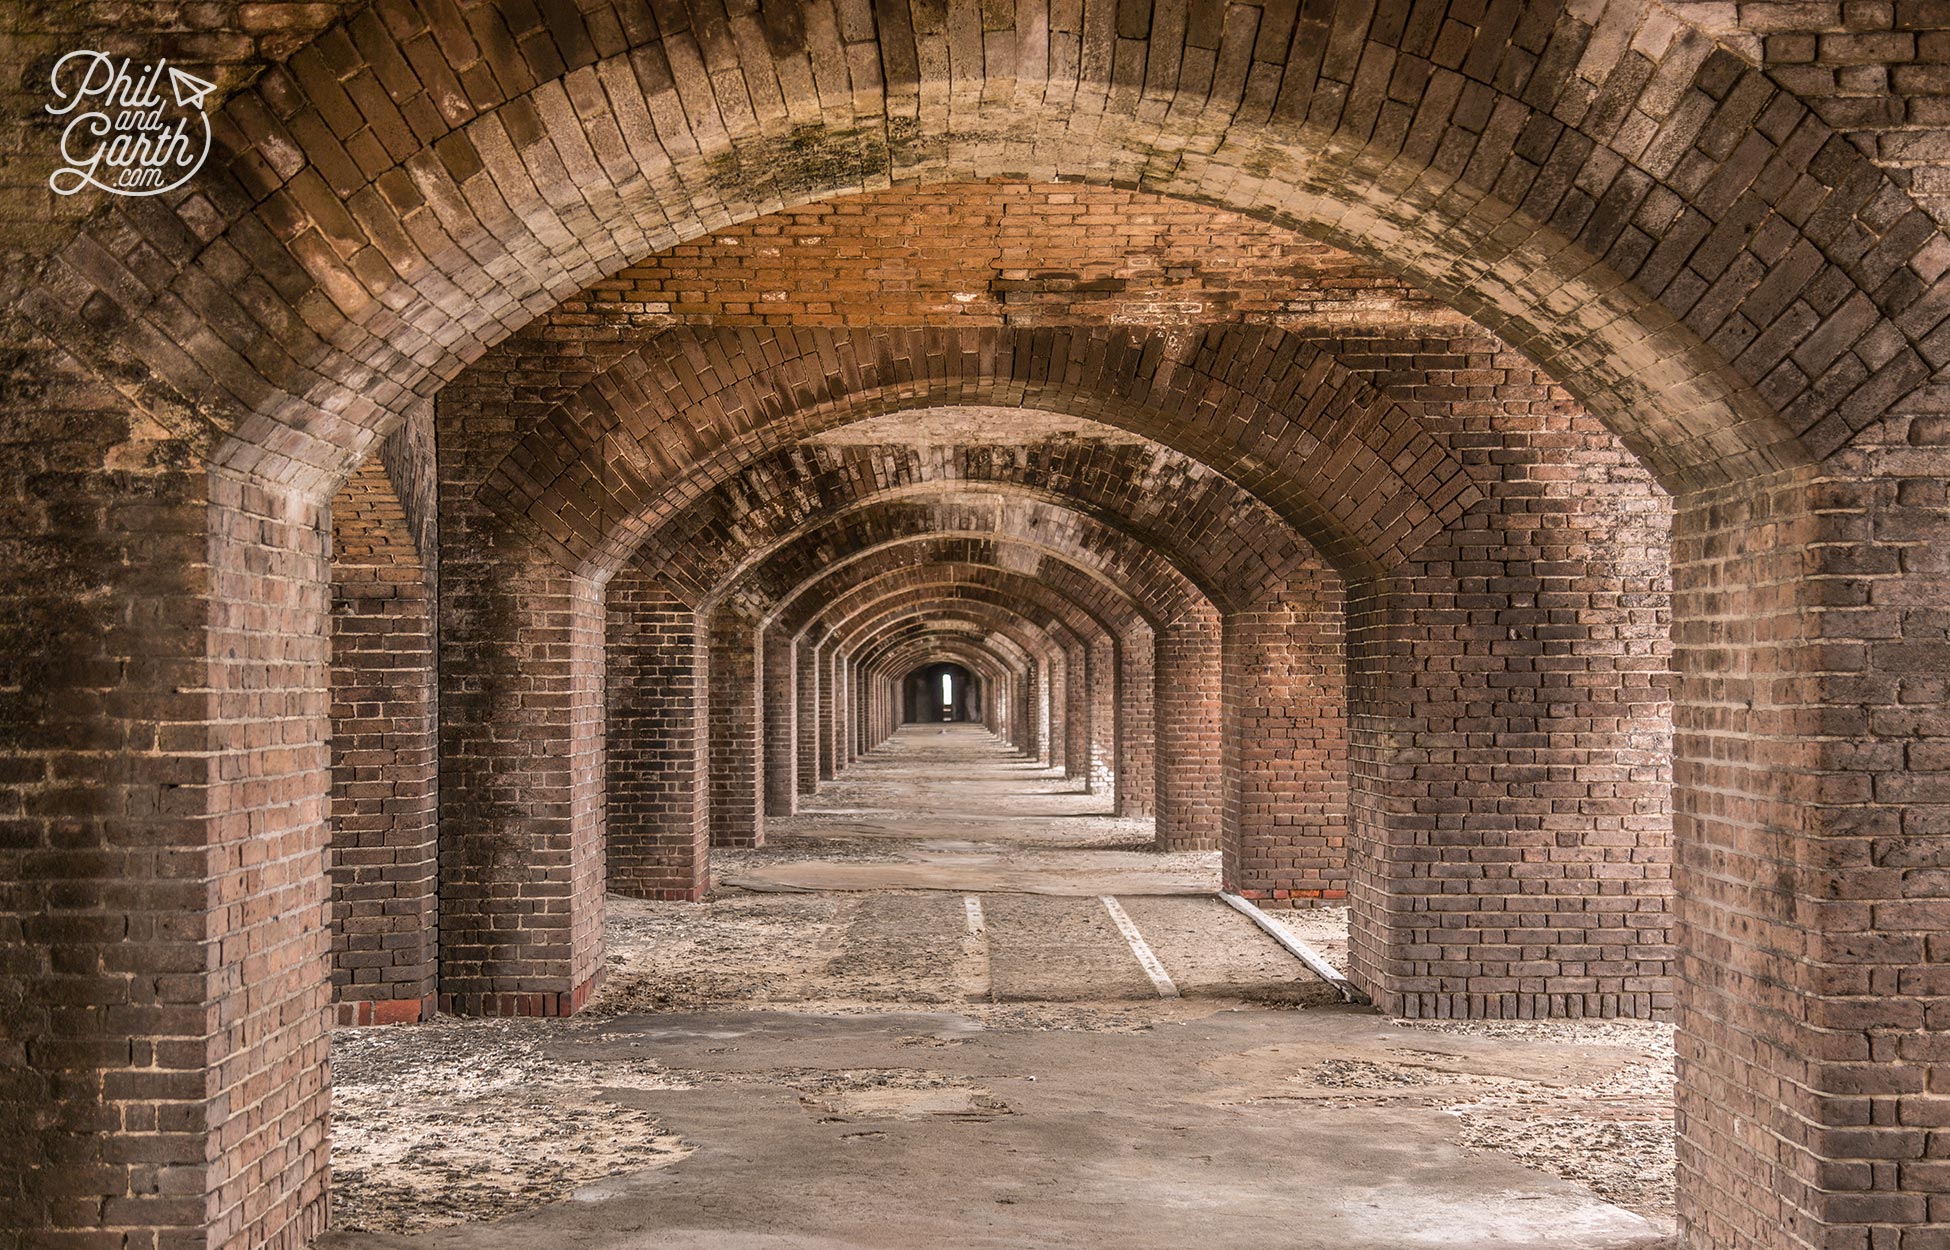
1217,892,1367,1004
1100,896,1179,998
964,895,985,936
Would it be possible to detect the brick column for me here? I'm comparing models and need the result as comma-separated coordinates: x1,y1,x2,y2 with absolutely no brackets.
1117,627,1157,816
1669,432,1950,1250
1063,640,1089,781
605,568,708,900
327,457,437,1026
1221,571,1348,909
440,536,605,1017
763,627,796,817
795,629,821,796
824,647,846,774
1155,609,1224,850
1086,635,1118,798
817,642,838,780
709,601,764,847
1029,659,1045,756
1023,668,1037,758
2,435,346,1250
203,473,334,1248
1345,468,1673,1018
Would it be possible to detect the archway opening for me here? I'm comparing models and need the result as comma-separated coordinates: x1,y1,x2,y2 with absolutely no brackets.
905,661,978,724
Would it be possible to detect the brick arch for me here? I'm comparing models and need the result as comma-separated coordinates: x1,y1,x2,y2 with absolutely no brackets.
833,588,1097,674
18,5,1950,1249
850,610,1078,775
865,639,1021,744
618,434,1324,612
862,625,1036,726
868,639,1023,744
797,562,1138,659
33,0,1938,508
874,639,1022,735
483,327,1469,580
771,541,1175,814
772,539,1154,642
824,576,1141,805
756,511,1210,634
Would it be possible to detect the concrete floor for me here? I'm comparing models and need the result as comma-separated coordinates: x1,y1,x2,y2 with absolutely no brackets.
321,726,1677,1250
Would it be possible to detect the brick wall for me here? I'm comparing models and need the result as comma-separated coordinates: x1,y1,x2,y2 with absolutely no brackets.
1347,415,1676,1019
204,471,333,1250
326,447,437,1025
605,567,709,902
1155,611,1226,851
578,181,1439,332
708,600,765,848
1222,569,1351,910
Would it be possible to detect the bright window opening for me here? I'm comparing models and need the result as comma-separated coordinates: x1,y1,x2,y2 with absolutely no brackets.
940,673,953,707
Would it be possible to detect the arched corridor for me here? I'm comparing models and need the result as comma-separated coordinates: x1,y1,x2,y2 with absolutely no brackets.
6,1,1950,1246
323,716,1677,1249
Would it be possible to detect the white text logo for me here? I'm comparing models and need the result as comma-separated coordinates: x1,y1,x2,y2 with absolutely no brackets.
47,51,213,197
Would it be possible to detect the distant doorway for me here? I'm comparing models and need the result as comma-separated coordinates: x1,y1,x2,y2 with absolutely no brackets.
905,662,980,723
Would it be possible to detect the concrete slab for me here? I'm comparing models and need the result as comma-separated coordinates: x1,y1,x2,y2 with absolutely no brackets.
319,1009,1672,1250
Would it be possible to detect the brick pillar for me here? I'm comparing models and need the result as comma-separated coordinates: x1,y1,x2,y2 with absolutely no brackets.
1155,609,1224,850
1063,641,1089,781
1086,635,1118,798
440,535,605,1017
709,601,764,847
203,473,334,1249
1669,431,1950,1250
1023,668,1036,758
840,654,857,762
1221,570,1348,909
327,458,438,1026
1345,461,1673,1018
763,627,796,817
1029,663,1045,760
795,630,821,796
605,568,708,901
0,423,338,1249
818,643,840,780
1117,627,1156,816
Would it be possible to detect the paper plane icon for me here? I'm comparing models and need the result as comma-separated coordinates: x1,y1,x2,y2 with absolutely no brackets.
167,66,216,110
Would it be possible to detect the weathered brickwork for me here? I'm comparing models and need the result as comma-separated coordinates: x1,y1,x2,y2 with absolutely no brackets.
1347,414,1676,1019
10,2,1950,1248
205,472,334,1250
1116,632,1158,818
795,628,825,796
327,448,438,1025
707,601,765,848
762,629,798,817
605,567,709,902
1155,612,1228,851
1223,572,1352,910
576,181,1444,331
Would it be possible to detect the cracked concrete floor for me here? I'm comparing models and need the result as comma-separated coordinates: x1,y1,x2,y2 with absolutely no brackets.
321,725,1676,1250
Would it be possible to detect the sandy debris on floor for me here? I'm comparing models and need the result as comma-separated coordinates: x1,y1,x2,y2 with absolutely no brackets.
329,1021,691,1234
593,892,1248,1031
1256,1015,1677,1226
328,732,1675,1238
1408,1017,1677,1223
1265,903,1351,970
